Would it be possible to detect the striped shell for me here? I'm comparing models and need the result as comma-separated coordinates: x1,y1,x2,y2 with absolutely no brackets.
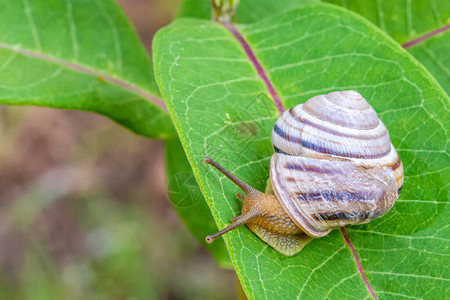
270,90,403,237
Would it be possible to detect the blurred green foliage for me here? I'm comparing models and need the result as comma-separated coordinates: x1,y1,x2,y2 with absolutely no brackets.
0,107,235,299
0,189,234,299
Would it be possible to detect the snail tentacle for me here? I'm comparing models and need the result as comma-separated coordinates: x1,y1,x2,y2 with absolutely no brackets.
204,157,260,197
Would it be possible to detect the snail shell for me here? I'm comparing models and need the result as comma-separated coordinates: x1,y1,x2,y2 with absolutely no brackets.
271,90,403,237
205,90,403,255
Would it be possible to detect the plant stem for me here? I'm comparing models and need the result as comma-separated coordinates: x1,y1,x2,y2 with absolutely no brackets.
211,0,240,23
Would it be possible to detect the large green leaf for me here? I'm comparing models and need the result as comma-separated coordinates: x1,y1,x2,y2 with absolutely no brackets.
0,0,175,139
175,0,320,267
154,3,449,299
323,0,450,95
165,138,232,267
178,0,450,96
324,0,449,44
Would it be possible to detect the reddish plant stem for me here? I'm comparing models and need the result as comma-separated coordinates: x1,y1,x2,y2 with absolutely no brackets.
402,24,450,48
341,228,377,299
223,23,285,113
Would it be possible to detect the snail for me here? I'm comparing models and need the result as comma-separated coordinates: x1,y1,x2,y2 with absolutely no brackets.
204,90,404,256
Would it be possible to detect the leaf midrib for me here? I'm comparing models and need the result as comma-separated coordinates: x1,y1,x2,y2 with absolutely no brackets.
0,42,167,110
402,24,450,49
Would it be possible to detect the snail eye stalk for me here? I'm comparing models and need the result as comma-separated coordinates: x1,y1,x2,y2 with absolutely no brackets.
204,157,263,243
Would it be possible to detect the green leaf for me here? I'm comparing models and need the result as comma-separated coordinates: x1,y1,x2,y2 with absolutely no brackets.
165,138,232,268
323,0,450,95
324,0,449,44
0,0,175,139
154,3,449,299
178,0,450,96
406,30,450,96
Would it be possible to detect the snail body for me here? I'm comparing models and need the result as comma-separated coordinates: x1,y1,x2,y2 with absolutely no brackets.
205,91,403,256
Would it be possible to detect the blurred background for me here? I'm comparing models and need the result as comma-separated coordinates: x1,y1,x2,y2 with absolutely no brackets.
0,0,236,299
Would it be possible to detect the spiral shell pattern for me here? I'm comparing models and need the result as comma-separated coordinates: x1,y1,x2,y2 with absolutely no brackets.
270,90,403,237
